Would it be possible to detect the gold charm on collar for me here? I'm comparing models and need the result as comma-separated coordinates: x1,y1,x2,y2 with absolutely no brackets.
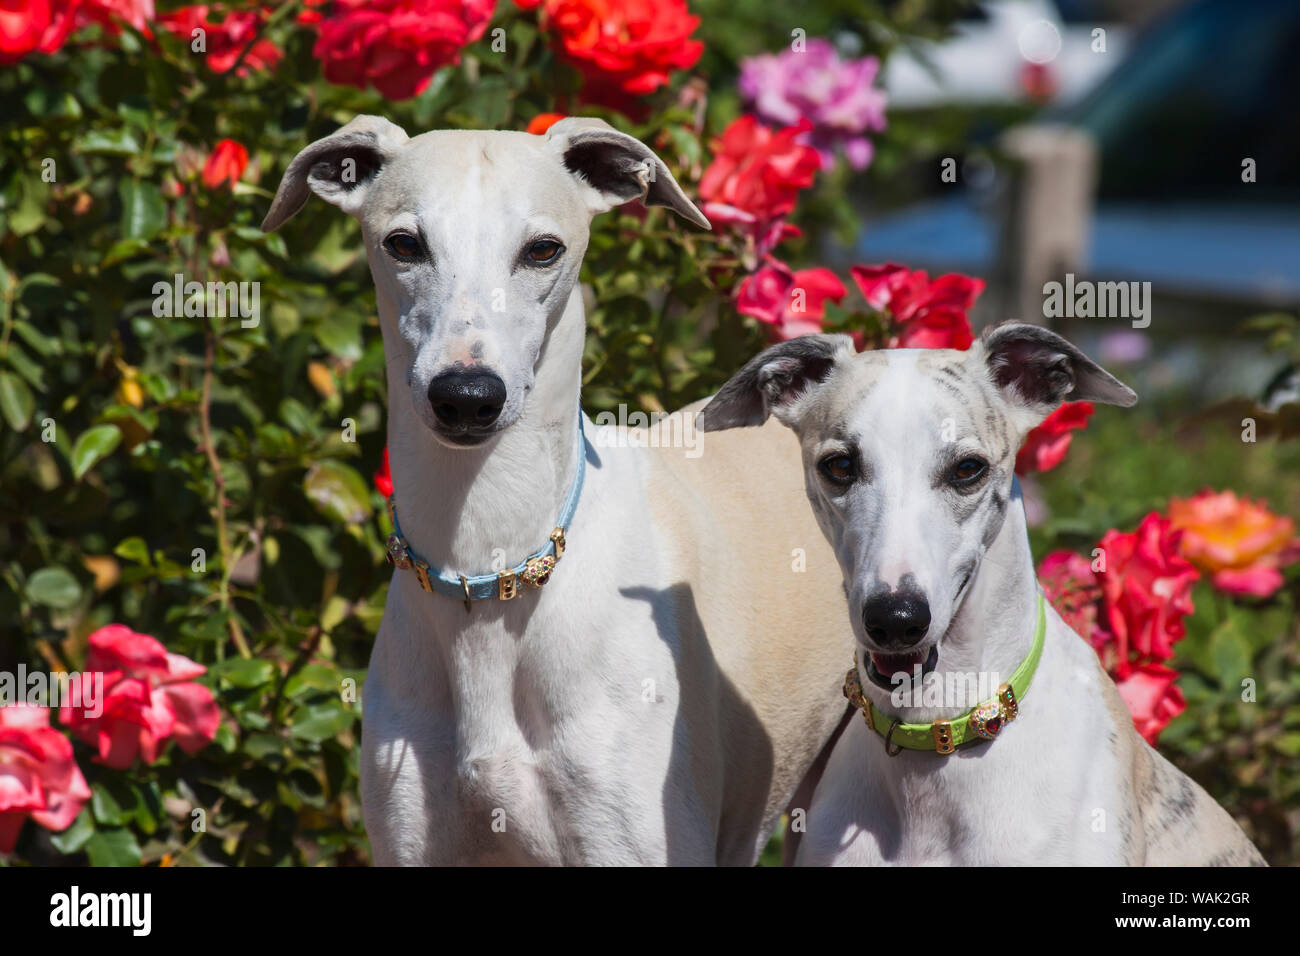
969,699,1006,740
998,682,1019,721
521,554,556,588
842,657,875,731
386,533,413,570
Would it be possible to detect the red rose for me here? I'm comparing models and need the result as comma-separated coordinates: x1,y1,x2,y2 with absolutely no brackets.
543,0,702,98
526,112,566,135
1113,662,1186,746
849,263,980,351
893,308,974,350
79,0,153,35
0,705,92,854
60,625,220,770
1096,514,1200,675
736,259,845,341
1015,401,1094,475
201,138,249,190
0,0,82,65
157,5,282,75
699,115,820,257
312,0,496,100
375,446,393,498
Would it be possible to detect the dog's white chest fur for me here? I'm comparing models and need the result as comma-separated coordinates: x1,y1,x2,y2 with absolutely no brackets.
360,450,693,864
797,627,1128,866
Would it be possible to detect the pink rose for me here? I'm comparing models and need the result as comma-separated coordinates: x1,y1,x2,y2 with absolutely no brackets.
1038,549,1108,651
0,705,91,854
60,625,220,770
699,116,821,257
735,258,845,341
1113,663,1186,746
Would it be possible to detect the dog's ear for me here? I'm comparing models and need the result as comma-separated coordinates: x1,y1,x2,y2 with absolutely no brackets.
976,322,1137,424
699,334,854,431
261,115,409,232
546,117,710,230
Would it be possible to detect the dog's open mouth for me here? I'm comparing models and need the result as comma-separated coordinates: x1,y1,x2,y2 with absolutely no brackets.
866,645,939,690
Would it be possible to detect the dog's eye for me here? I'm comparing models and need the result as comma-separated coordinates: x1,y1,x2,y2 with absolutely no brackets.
950,458,987,485
384,233,422,261
526,239,563,264
819,453,856,485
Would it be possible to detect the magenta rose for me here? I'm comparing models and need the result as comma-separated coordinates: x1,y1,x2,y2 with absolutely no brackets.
739,38,887,171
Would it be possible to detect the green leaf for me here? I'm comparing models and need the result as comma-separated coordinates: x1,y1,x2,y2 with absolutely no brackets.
1275,733,1300,757
118,179,166,241
303,460,373,524
313,310,363,361
85,828,143,867
289,702,356,743
48,808,95,854
284,663,339,699
25,566,82,609
11,320,61,358
91,782,131,826
211,657,276,689
102,237,151,268
113,536,151,565
0,371,35,431
76,128,141,156
72,423,122,479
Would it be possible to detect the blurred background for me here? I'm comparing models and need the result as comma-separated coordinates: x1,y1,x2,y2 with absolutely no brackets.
852,0,1300,401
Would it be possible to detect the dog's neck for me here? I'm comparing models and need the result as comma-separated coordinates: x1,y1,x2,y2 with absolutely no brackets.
379,287,586,576
866,481,1041,724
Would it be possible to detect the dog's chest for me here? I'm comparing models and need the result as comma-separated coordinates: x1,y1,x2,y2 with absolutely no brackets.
438,615,682,864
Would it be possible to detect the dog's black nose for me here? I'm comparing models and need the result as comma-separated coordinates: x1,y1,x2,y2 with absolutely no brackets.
862,590,931,648
427,369,506,429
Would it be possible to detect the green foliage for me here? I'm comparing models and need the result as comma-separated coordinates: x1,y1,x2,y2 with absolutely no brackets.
1030,404,1300,865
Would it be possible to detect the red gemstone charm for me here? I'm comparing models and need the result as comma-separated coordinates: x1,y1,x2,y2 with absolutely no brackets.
969,700,1005,741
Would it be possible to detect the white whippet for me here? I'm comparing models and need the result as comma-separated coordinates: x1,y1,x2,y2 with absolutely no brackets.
262,116,854,865
700,324,1264,865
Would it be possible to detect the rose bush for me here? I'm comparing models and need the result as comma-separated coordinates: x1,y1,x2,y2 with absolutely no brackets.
0,0,1294,865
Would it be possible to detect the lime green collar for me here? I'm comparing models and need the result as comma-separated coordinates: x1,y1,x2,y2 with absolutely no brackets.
842,591,1046,755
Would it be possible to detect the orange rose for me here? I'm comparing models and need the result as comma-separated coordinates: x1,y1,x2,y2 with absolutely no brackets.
1167,489,1300,598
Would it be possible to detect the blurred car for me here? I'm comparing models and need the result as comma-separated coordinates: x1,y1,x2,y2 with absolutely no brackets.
882,0,1130,107
860,0,1300,307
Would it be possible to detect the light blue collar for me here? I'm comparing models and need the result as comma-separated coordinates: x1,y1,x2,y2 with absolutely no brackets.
385,410,587,611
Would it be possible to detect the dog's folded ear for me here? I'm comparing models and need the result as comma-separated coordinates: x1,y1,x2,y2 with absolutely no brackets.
261,115,409,232
977,321,1138,415
698,334,854,431
547,117,710,230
